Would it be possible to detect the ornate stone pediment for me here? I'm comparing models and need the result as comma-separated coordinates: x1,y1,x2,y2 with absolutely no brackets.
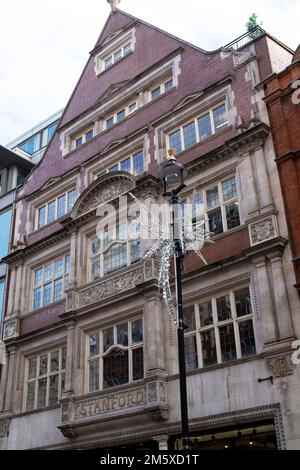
71,172,135,218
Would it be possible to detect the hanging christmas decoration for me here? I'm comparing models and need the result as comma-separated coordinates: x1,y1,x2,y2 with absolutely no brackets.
129,192,213,323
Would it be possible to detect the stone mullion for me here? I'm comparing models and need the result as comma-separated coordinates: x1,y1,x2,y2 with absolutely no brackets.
4,346,17,412
63,321,76,396
143,295,166,375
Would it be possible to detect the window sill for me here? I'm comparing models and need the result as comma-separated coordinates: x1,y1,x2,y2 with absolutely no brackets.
82,378,145,400
21,299,65,319
15,403,61,419
31,212,72,235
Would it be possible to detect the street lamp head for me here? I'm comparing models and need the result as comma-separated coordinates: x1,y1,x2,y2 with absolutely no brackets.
158,149,188,195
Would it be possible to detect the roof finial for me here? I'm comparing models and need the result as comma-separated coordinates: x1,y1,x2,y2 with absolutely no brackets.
107,0,121,12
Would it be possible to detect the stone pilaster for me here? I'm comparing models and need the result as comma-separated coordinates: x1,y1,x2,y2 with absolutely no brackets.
239,152,259,221
6,268,16,316
268,252,295,341
63,321,76,396
144,294,166,374
253,256,278,345
13,264,23,314
253,146,273,212
0,349,9,411
4,346,17,412
154,435,169,450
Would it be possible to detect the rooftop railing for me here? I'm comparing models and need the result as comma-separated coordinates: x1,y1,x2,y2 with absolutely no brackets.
224,26,265,50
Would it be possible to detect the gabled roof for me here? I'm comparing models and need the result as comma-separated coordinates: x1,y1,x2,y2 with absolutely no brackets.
96,80,132,104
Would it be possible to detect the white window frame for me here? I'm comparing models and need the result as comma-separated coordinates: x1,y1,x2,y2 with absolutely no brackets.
32,255,70,311
148,77,174,102
86,317,144,393
183,174,240,237
96,149,145,178
167,102,228,153
105,100,138,130
36,188,78,229
184,286,255,370
24,346,67,411
74,127,94,150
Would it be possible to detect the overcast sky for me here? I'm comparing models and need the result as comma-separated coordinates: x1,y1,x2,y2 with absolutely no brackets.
1,0,299,144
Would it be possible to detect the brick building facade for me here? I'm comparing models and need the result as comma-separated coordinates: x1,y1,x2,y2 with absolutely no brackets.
0,8,300,449
263,47,300,293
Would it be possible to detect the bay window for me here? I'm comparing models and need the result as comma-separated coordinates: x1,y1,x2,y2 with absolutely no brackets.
183,287,256,371
87,318,144,392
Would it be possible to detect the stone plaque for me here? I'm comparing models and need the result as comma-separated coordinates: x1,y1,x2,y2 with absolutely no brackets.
0,420,9,438
266,354,296,378
249,216,277,246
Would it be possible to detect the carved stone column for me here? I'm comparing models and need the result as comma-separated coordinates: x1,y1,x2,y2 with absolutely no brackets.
154,435,169,450
4,345,17,412
253,146,273,212
239,152,259,220
13,264,23,314
268,252,295,340
253,256,278,345
144,293,166,374
6,268,16,316
69,231,77,288
63,320,76,396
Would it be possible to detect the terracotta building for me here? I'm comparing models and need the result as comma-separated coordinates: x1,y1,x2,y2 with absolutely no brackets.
263,47,300,293
0,7,300,450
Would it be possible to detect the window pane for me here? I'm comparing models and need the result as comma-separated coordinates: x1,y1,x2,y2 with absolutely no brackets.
43,282,52,306
216,295,231,321
49,374,59,406
48,123,57,142
133,151,144,175
0,281,4,319
192,192,204,218
26,382,36,411
47,200,56,224
222,177,237,201
33,287,42,310
199,301,213,326
91,236,101,254
114,49,122,61
130,239,140,263
54,278,63,301
235,288,252,317
91,256,101,280
213,104,228,131
183,121,197,149
28,358,37,380
132,319,143,343
151,87,161,100
68,190,77,212
184,336,198,372
198,113,212,141
124,43,132,55
57,195,66,218
103,327,114,352
206,186,219,208
226,203,240,230
89,334,99,357
65,255,70,274
62,347,67,370
117,109,125,122
219,324,237,362
37,377,47,407
105,56,112,68
106,117,114,129
50,351,59,372
109,165,119,172
208,208,223,235
183,306,196,332
164,79,173,91
128,102,137,113
76,137,82,148
169,129,182,154
239,320,256,357
103,348,129,388
201,329,217,367
89,359,99,392
104,243,127,274
55,259,63,278
35,268,43,286
39,355,48,375
0,209,11,260
38,206,46,228
133,348,144,381
61,372,65,393
117,323,128,346
86,129,93,142
121,158,131,172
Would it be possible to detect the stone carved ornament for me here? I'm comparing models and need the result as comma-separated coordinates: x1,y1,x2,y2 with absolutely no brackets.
79,268,143,307
266,354,296,378
250,217,276,245
79,180,133,215
0,420,9,438
3,321,17,340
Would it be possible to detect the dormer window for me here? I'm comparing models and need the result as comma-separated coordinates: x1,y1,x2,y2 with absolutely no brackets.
149,78,173,102
75,128,94,149
105,101,137,130
103,41,133,70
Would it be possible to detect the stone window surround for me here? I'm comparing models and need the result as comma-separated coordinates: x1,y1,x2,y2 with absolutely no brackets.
153,85,232,164
85,315,144,394
59,54,181,157
21,243,70,317
183,284,256,370
94,27,136,77
85,133,150,186
27,173,79,234
35,188,78,231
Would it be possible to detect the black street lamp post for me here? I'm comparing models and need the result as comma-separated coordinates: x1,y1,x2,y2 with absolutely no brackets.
158,150,190,450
